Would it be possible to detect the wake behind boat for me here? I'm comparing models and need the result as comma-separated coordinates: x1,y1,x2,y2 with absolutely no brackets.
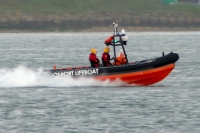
48,23,179,86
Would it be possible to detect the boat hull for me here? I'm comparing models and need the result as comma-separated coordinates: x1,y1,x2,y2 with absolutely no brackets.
94,63,175,86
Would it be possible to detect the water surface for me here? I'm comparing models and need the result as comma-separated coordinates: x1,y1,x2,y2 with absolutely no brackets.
0,32,199,133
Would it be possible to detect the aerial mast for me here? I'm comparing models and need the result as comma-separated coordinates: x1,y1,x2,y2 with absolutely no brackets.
113,22,118,35
112,22,118,60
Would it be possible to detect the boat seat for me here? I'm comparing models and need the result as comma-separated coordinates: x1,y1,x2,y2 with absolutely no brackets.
101,59,106,66
89,60,94,67
101,58,112,67
89,60,101,67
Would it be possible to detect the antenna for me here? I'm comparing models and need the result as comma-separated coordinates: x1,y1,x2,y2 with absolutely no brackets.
113,22,118,35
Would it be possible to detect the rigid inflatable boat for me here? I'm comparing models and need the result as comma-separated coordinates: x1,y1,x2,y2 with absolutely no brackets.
48,23,179,86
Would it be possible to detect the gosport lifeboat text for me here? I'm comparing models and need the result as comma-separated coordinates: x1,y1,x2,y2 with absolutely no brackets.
50,68,99,77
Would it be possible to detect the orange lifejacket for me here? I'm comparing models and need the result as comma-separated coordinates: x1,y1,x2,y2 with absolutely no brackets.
113,52,126,66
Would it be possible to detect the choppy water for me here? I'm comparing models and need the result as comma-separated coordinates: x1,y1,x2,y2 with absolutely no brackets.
0,32,200,133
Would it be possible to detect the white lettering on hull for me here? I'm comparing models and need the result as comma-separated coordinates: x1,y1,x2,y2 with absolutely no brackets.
50,69,99,77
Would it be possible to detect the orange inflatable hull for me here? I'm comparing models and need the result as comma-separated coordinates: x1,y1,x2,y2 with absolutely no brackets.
94,64,175,86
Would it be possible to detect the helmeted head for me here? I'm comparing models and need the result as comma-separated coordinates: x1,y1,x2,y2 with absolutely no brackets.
104,46,110,53
90,48,97,54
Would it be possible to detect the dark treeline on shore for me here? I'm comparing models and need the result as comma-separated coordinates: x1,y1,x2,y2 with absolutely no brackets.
0,0,200,31
1,16,200,32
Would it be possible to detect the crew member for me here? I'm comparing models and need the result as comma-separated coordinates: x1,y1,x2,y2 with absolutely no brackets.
102,46,112,66
114,51,126,66
89,48,100,67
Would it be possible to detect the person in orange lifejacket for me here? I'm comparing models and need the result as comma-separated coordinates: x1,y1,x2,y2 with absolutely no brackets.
102,46,112,67
114,51,126,66
89,48,100,67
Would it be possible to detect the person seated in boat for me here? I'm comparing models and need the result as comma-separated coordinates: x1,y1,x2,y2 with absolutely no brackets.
113,50,126,66
102,46,112,67
89,48,100,67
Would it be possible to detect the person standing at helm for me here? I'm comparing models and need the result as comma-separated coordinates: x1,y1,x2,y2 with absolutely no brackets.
89,48,100,67
102,46,112,67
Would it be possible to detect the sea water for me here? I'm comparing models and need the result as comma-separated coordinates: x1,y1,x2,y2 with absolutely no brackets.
0,32,199,133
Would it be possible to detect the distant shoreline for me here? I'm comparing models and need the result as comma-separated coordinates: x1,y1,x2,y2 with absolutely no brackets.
78,26,200,32
0,26,200,33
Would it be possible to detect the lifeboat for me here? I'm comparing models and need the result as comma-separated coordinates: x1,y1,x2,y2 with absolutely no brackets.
48,23,179,86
